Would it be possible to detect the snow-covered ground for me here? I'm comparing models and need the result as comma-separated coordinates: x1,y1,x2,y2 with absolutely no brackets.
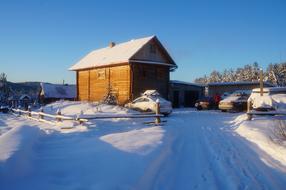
1,101,286,189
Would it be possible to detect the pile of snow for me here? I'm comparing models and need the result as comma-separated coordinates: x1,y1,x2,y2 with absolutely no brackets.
42,101,134,116
0,100,166,189
0,125,41,162
249,87,286,111
232,115,286,169
100,126,164,155
35,101,139,131
0,125,42,179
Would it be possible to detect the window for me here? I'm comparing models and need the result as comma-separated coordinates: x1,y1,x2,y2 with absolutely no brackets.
97,69,105,79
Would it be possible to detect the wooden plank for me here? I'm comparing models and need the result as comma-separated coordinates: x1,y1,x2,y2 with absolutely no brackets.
79,114,164,120
247,111,286,115
131,63,169,100
78,70,89,100
77,64,131,104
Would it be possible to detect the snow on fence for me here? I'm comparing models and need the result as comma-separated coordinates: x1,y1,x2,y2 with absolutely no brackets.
246,110,286,120
246,100,286,120
10,101,164,125
11,108,87,125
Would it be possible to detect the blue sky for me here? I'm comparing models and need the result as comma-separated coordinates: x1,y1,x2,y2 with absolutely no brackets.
0,0,286,84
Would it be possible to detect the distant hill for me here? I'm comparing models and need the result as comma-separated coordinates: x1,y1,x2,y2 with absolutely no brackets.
7,81,41,97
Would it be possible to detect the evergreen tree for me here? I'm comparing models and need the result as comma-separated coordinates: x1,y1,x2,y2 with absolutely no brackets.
0,72,9,102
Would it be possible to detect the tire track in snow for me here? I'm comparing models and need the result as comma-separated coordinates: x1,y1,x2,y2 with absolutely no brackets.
135,110,286,190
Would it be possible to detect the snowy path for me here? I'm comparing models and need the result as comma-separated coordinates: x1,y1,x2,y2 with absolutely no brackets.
137,110,286,190
1,109,286,189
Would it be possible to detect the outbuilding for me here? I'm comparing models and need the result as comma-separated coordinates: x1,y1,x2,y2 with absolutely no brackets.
207,81,275,97
69,36,177,105
169,80,205,107
39,83,76,104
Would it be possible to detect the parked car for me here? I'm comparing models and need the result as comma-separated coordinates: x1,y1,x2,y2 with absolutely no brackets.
219,90,251,112
195,97,215,110
125,90,172,116
248,87,286,112
0,105,9,113
221,92,230,100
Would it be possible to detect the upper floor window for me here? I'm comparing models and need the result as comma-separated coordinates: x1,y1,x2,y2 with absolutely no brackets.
97,69,106,79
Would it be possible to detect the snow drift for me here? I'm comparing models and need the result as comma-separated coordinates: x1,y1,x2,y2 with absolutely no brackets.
232,114,286,170
0,125,42,177
100,126,164,155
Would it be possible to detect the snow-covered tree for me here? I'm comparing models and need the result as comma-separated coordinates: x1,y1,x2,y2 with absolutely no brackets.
194,62,268,84
194,75,208,84
266,62,286,86
0,72,9,102
209,70,222,83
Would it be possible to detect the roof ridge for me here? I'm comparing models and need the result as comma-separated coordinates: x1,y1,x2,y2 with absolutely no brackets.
69,35,159,71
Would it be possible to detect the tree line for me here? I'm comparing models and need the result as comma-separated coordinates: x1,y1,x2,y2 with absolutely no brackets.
194,62,286,86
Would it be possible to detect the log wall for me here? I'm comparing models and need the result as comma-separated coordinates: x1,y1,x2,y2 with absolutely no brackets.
131,63,169,99
77,64,131,105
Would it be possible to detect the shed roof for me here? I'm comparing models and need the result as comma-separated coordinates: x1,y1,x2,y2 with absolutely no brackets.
69,36,176,71
170,80,205,87
19,94,31,100
40,83,76,99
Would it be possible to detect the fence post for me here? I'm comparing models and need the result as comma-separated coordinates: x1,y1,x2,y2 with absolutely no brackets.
79,110,84,125
260,68,264,96
247,113,253,121
39,107,44,120
247,100,251,113
18,106,21,116
56,109,62,122
28,106,32,117
155,99,161,124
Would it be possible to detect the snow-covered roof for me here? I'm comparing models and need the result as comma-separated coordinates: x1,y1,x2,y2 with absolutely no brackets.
8,95,18,101
208,81,275,87
19,94,31,100
40,83,76,99
170,80,205,87
142,90,160,96
69,36,176,71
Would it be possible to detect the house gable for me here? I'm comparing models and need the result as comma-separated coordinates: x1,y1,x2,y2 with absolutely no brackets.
131,38,170,64
69,36,177,71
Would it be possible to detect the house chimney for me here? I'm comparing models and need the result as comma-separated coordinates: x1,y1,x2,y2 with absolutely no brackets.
109,42,116,48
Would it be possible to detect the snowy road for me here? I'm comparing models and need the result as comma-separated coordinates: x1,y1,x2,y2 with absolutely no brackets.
1,108,286,190
137,110,286,190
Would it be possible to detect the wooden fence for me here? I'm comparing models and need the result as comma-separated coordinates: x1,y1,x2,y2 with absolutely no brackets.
246,100,286,120
11,101,164,126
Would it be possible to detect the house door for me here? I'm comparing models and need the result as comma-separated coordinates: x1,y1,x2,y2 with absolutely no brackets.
173,91,179,108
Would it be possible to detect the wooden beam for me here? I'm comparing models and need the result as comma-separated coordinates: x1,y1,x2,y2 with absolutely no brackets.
260,68,263,96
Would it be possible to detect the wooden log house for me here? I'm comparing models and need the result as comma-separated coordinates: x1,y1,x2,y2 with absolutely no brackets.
69,36,177,105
